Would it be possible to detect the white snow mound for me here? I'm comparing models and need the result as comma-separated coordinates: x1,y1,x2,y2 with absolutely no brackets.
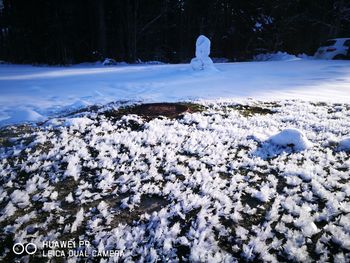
268,128,312,151
338,137,350,152
254,51,301,62
64,117,93,130
3,109,45,124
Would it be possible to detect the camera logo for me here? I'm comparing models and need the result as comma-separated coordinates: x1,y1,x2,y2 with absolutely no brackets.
13,243,37,255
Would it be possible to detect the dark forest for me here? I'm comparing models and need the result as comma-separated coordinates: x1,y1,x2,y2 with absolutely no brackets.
0,0,349,64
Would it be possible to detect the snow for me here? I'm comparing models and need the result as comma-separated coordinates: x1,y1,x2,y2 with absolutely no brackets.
65,193,74,203
254,51,301,61
196,35,210,57
252,184,275,202
10,190,30,208
64,154,81,181
102,58,117,66
268,128,313,151
97,201,109,218
4,108,45,123
1,99,349,261
1,59,350,126
50,191,58,200
64,117,93,130
71,208,84,233
0,202,16,221
338,137,350,152
0,56,350,260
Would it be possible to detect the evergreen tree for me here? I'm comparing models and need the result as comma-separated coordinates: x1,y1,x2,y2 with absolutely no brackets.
0,0,349,64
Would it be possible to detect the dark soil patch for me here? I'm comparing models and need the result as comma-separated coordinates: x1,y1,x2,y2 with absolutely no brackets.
104,102,205,120
112,195,169,225
240,194,273,227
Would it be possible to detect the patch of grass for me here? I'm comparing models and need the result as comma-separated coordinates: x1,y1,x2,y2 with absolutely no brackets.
0,125,36,148
30,141,54,155
178,102,207,113
260,101,282,107
103,102,206,121
226,104,276,117
112,195,169,226
226,103,281,117
310,102,328,107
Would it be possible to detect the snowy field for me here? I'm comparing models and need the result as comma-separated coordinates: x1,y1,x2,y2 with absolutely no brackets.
0,60,350,262
0,59,350,125
0,99,350,262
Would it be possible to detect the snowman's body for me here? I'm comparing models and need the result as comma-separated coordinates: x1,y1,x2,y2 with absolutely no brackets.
190,35,215,71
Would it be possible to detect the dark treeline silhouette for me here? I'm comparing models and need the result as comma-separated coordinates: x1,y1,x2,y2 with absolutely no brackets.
0,0,349,64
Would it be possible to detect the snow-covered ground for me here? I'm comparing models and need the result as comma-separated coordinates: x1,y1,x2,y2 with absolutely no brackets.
0,59,350,262
0,100,349,262
0,59,350,125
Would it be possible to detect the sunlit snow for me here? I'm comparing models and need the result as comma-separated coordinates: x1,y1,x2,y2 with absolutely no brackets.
1,59,350,125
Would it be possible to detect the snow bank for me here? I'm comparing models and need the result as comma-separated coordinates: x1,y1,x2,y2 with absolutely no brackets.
1,59,350,126
1,109,45,125
102,58,118,66
297,53,315,60
138,60,165,65
268,128,312,151
212,57,230,63
254,51,300,61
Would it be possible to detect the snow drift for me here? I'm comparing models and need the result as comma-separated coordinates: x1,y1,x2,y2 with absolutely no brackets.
268,128,312,151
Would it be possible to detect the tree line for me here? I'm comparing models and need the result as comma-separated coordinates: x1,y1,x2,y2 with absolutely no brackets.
0,0,349,64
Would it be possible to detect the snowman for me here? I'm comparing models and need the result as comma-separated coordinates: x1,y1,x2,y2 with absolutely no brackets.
190,35,215,71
